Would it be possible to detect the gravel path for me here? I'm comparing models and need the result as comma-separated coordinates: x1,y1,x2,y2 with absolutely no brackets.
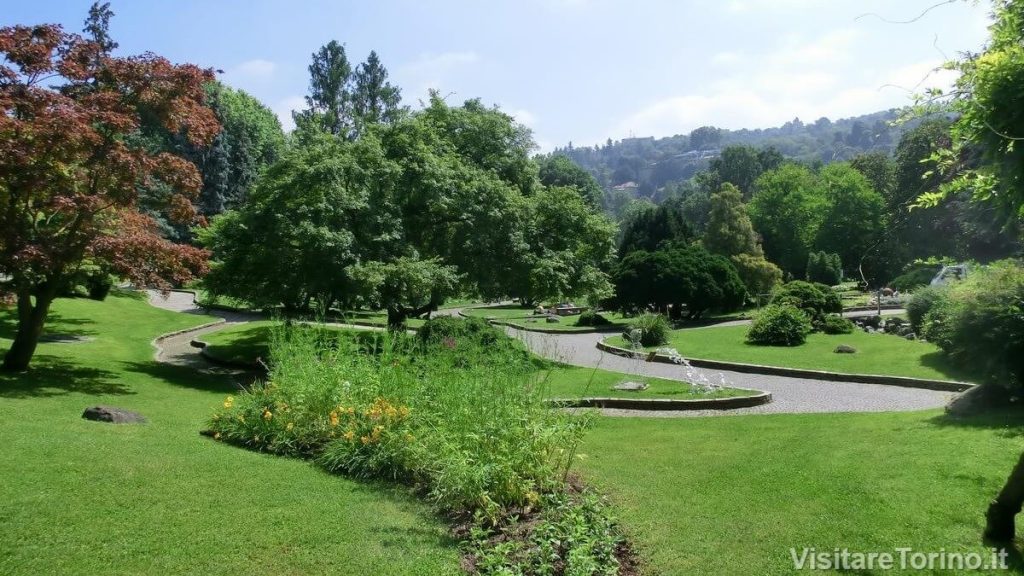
509,328,954,417
146,292,952,417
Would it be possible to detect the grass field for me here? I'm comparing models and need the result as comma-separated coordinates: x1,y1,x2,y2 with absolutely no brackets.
3,294,1018,575
0,294,460,576
579,410,1024,575
607,325,972,382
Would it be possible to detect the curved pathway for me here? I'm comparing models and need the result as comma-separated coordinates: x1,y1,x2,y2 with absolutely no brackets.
146,292,953,417
508,327,953,417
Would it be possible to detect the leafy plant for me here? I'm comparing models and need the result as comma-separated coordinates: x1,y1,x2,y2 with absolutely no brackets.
820,314,855,335
771,281,842,324
806,251,843,286
624,313,670,347
576,310,612,327
747,304,812,346
920,260,1024,390
906,285,946,334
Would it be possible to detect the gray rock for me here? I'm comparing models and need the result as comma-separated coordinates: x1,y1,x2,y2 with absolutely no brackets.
904,333,916,340
545,315,560,323
947,384,1009,417
612,381,649,392
82,406,147,424
834,344,857,354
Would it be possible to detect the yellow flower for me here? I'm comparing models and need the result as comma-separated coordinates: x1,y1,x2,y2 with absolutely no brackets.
404,433,415,443
525,491,539,505
346,406,355,415
237,414,245,423
343,430,355,442
223,396,234,409
213,432,221,440
286,422,294,431
262,409,273,421
329,411,340,427
360,435,370,445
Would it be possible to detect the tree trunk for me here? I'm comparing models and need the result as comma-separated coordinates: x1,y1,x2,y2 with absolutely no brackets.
985,450,1024,541
2,291,54,371
387,308,408,330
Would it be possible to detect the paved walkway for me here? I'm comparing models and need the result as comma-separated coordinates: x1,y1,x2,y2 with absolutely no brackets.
146,292,953,417
508,327,953,417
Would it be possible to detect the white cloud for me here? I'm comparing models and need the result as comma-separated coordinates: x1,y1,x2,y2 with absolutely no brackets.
272,95,306,132
711,51,742,66
509,108,537,127
227,59,277,82
610,26,950,140
396,51,481,98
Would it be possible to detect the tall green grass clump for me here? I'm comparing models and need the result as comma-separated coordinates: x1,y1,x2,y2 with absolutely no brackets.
206,318,627,573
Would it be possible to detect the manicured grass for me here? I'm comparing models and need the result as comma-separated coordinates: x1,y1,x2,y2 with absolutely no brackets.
0,294,460,575
335,310,427,329
460,304,537,320
579,410,1024,575
539,365,753,400
607,325,972,382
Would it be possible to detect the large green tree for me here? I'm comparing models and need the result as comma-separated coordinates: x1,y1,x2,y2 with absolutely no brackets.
703,183,782,295
749,164,823,276
813,163,888,281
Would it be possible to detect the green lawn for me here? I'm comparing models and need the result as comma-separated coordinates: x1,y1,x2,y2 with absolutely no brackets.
579,411,1024,575
460,304,536,320
539,365,753,400
0,294,460,575
607,325,972,382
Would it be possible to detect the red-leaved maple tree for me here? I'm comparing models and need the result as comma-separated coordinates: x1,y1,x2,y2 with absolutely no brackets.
0,24,219,370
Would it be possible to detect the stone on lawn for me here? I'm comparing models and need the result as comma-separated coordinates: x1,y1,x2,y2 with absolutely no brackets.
834,344,857,354
613,381,649,392
545,315,560,323
904,333,916,340
82,405,147,424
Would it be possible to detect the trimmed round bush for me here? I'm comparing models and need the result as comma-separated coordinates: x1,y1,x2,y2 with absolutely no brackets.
746,304,812,346
86,274,114,301
418,315,499,346
576,310,612,327
623,313,670,347
820,314,854,335
771,280,842,323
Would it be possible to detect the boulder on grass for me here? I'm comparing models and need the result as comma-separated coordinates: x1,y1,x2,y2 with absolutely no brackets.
82,406,147,424
947,384,1013,417
834,344,857,354
545,315,560,323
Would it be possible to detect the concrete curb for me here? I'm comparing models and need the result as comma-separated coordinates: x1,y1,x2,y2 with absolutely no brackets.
149,319,226,362
595,340,973,393
190,338,267,372
547,390,773,411
842,305,905,314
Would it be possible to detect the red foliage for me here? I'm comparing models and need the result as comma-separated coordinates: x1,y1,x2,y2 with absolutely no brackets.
0,23,218,293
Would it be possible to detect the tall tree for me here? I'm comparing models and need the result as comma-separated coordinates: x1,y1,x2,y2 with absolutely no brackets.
83,1,117,55
352,50,402,131
294,40,353,137
703,183,782,295
704,183,759,256
813,163,888,281
0,23,217,370
537,154,603,208
749,164,824,276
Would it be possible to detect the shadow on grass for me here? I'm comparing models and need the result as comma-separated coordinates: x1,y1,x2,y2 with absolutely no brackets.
0,356,127,398
919,351,980,383
121,360,244,394
927,409,1024,438
0,310,99,341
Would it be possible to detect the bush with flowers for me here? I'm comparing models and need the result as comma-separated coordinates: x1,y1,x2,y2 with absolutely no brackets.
206,318,629,573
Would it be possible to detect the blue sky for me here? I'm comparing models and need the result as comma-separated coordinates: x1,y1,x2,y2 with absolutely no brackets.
4,1,992,150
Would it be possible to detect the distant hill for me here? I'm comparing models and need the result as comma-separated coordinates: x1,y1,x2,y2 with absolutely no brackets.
555,109,908,200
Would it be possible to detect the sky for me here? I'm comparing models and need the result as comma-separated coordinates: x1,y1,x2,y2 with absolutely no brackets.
3,0,993,151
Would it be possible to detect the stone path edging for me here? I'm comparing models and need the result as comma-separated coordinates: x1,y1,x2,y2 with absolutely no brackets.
595,340,973,393
547,390,773,410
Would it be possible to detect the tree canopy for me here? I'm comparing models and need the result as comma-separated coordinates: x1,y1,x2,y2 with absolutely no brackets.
0,23,217,369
